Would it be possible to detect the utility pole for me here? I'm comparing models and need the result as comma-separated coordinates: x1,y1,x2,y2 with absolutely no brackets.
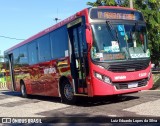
129,0,133,8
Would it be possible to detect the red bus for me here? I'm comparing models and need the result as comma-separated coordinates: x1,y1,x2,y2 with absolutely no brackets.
4,6,153,104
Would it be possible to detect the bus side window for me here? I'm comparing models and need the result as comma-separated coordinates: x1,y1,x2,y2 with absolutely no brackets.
38,34,51,62
28,41,38,65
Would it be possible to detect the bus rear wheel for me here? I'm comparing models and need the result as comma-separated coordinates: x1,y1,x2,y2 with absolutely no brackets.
20,82,27,98
60,80,76,104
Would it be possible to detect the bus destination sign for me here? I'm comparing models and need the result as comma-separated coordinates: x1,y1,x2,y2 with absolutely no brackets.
90,8,144,21
98,11,135,20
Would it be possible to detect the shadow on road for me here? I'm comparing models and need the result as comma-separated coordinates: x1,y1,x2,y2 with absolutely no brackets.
0,90,139,107
1,90,21,96
0,90,61,103
74,95,139,107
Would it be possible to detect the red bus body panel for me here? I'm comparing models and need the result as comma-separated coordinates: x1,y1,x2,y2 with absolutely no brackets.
90,63,152,96
6,57,71,97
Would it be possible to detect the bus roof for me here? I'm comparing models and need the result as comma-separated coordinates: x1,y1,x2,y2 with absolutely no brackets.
4,6,136,53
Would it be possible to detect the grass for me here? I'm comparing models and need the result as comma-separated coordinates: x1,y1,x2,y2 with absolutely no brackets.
151,73,160,90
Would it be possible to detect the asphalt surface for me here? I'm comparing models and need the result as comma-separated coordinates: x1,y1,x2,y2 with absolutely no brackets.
0,90,160,125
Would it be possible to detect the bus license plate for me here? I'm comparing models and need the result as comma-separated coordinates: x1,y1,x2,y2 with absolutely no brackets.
128,82,138,88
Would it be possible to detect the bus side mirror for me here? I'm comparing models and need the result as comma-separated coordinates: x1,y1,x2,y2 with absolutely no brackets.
85,23,92,44
86,29,91,43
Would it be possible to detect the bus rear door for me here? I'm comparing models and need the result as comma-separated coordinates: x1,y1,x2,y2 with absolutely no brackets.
8,53,16,91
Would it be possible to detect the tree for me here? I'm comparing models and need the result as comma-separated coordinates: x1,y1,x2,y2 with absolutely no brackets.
87,0,116,6
0,61,4,73
0,63,2,71
87,0,160,64
0,55,4,64
133,0,160,65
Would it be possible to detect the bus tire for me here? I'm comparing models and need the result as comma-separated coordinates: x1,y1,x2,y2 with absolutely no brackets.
60,80,76,104
20,82,27,98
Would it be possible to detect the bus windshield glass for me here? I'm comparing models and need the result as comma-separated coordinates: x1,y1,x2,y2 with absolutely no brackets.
91,23,149,62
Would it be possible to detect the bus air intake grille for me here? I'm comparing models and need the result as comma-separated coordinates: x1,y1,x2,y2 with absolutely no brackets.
107,61,149,72
113,78,148,90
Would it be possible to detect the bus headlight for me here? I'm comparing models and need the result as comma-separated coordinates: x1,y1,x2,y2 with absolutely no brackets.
104,76,111,84
94,72,112,84
95,72,103,80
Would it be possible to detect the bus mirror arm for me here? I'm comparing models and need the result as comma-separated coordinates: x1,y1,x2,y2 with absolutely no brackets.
86,29,91,43
85,23,92,44
85,31,92,53
87,43,92,53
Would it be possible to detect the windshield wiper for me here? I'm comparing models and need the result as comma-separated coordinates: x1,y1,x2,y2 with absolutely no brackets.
130,22,139,52
134,21,138,31
106,21,119,42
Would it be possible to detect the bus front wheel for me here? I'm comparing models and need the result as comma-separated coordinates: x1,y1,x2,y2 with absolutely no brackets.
20,82,27,98
60,80,76,104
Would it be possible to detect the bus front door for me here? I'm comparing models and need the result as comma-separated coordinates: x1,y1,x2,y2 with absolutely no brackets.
68,23,88,95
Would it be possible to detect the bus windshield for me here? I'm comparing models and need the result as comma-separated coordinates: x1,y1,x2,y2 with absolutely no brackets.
91,23,149,62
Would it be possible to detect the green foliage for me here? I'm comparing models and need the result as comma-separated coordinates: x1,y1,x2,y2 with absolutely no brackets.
0,63,2,71
87,0,160,64
87,0,116,6
133,0,160,64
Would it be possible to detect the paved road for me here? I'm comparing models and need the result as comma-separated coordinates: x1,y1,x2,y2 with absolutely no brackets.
0,90,160,125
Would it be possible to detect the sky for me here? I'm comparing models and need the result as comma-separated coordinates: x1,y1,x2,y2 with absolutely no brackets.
0,0,95,55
